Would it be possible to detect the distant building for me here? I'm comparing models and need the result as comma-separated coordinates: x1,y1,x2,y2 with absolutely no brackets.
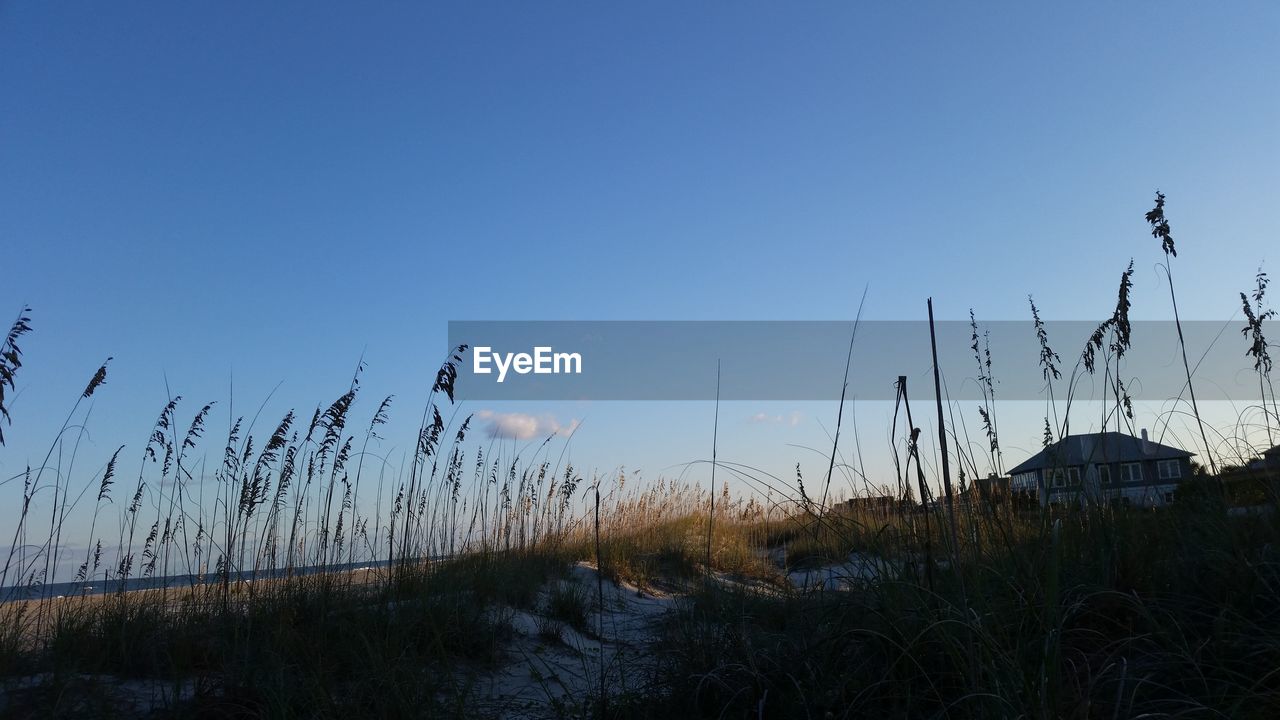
1241,443,1280,477
950,474,1010,508
1007,430,1194,508
976,474,1009,500
1224,445,1280,507
843,496,898,513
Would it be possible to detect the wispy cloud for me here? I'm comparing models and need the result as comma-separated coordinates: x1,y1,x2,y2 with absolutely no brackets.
747,411,802,427
475,410,580,440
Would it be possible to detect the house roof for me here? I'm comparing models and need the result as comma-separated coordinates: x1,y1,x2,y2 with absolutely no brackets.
1008,432,1193,475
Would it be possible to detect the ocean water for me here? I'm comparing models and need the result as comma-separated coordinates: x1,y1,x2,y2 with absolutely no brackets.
0,557,415,602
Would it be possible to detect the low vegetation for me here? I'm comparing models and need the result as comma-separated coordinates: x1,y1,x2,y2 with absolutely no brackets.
1,194,1279,717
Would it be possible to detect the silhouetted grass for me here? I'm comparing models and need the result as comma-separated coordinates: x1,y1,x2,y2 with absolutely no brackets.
2,194,1280,717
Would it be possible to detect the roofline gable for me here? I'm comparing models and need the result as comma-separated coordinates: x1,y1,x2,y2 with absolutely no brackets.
1007,432,1193,475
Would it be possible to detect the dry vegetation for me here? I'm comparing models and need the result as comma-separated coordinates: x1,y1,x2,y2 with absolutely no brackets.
1,195,1279,718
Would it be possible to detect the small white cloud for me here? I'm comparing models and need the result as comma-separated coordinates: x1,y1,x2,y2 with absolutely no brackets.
747,411,802,427
475,410,580,440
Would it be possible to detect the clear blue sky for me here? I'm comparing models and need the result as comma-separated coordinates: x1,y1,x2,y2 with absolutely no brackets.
2,3,1278,562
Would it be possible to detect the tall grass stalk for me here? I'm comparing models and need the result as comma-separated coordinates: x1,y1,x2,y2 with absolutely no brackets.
819,285,868,512
1148,191,1218,474
1241,268,1277,447
3,195,1280,716
705,360,720,576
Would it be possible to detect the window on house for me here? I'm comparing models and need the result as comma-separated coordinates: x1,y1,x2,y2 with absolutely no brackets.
1157,459,1182,481
1121,463,1142,483
1068,467,1082,486
1046,469,1065,488
1098,465,1113,485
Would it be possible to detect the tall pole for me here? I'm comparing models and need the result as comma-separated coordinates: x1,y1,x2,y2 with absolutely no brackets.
899,376,934,592
928,299,961,557
929,299,976,692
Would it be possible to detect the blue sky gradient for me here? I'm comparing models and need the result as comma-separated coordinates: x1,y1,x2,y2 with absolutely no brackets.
3,3,1278,560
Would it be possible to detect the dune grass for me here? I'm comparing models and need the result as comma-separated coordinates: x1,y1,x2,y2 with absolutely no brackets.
586,494,1280,718
3,194,1280,717
1,337,1278,717
2,374,1280,717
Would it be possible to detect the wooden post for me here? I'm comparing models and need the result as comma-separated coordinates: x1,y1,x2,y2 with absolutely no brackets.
928,298,962,558
899,376,934,592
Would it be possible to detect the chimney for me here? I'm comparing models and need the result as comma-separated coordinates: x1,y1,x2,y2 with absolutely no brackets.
1141,428,1151,454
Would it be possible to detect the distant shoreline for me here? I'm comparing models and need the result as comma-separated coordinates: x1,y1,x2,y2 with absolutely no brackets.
0,555,448,604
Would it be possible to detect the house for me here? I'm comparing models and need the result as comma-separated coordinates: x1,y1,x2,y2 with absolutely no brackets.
1007,430,1194,508
842,495,899,513
1249,444,1280,472
954,475,1010,508
975,474,1009,501
1237,444,1280,498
